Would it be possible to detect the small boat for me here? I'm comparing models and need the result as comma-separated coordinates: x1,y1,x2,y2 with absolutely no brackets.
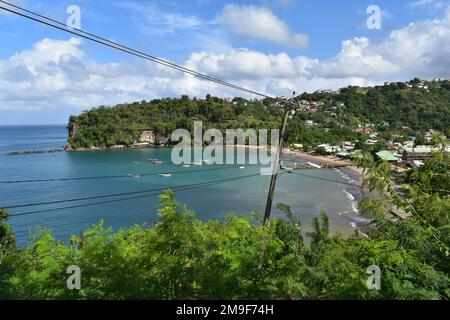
183,164,191,168
152,160,163,164
158,173,172,177
306,161,322,169
133,161,140,165
148,158,158,162
239,166,245,169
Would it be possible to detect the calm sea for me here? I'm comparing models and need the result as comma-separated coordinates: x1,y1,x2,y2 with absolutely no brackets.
0,125,365,247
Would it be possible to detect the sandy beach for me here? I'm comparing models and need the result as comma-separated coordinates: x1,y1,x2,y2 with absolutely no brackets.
283,150,386,207
284,150,365,184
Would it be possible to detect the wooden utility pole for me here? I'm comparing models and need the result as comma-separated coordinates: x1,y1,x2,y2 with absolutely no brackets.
263,101,291,227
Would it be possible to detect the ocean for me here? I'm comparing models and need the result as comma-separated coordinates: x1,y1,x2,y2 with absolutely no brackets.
0,125,366,247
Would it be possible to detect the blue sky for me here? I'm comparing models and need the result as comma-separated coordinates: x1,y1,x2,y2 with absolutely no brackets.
0,0,449,124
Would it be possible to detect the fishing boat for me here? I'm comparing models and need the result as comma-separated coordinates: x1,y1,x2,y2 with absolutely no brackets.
306,161,322,169
158,173,172,177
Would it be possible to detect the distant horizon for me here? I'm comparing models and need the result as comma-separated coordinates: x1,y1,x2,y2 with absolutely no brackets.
0,123,67,127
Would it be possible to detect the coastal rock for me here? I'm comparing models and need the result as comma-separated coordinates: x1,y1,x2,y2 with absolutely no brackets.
138,130,156,144
65,127,171,151
6,149,62,156
109,145,126,150
155,134,169,146
7,150,32,156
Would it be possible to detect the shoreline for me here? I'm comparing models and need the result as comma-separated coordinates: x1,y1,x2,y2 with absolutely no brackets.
285,150,382,201
284,150,365,185
285,150,380,236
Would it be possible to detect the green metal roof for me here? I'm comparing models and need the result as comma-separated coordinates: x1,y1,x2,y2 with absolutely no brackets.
376,150,398,161
336,151,350,156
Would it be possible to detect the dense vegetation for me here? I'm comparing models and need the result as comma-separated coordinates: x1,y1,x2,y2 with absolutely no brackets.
0,152,448,299
67,79,450,149
297,79,450,132
67,96,280,148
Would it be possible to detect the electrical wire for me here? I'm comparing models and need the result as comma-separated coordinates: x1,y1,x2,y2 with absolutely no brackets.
0,1,274,99
0,164,257,184
8,172,261,217
3,173,261,210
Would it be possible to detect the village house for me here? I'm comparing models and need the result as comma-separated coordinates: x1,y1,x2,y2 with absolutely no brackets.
316,144,341,155
376,150,399,163
365,139,378,146
341,141,355,151
354,127,374,134
402,146,437,162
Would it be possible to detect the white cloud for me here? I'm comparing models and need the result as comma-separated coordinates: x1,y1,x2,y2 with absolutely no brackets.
9,38,85,74
186,49,297,79
409,0,450,13
312,37,400,78
410,0,447,8
411,0,435,7
117,2,204,36
217,4,308,49
1,8,450,112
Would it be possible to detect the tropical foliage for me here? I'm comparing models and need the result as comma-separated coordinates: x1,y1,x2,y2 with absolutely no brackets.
1,152,449,299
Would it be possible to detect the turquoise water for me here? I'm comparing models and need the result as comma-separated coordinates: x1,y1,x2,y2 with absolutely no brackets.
0,125,364,247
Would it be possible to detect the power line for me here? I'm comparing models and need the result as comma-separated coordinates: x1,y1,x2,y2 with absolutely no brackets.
0,2,273,99
8,173,261,217
3,173,261,210
0,164,256,184
0,2,270,98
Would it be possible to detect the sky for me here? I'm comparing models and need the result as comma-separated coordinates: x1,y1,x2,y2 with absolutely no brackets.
0,0,449,124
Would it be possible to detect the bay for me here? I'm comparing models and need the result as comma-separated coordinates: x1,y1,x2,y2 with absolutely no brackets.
0,125,364,247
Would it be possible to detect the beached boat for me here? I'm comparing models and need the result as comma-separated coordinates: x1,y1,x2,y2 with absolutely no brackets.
158,173,172,177
306,161,322,169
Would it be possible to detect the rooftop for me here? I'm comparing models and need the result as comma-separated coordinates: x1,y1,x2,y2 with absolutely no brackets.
404,147,436,153
376,150,398,161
